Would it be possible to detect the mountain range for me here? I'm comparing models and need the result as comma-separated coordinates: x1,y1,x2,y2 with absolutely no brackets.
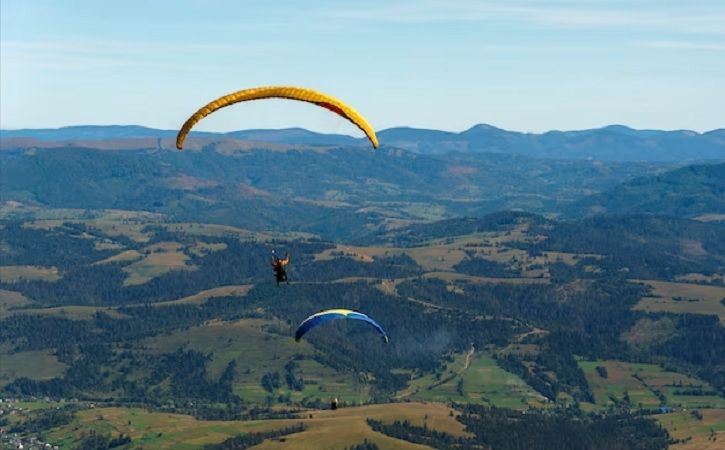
3,124,724,162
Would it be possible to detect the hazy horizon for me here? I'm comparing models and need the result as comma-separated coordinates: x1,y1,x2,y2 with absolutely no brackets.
1,122,723,135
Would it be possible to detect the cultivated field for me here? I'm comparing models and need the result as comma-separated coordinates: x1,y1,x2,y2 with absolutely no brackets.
632,280,725,322
579,360,724,410
122,242,193,286
0,349,67,388
656,409,725,450
0,265,60,283
45,402,466,450
151,284,253,306
399,351,548,409
0,289,31,316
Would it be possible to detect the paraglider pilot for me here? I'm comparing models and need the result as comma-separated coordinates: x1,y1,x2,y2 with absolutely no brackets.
271,251,290,286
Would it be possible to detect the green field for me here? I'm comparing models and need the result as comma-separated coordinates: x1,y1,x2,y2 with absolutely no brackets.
0,288,130,320
0,349,67,388
315,240,552,286
656,409,725,450
122,242,194,286
314,227,538,274
422,271,549,285
632,279,725,323
43,402,466,450
151,285,253,306
146,318,367,404
24,212,160,243
4,305,126,320
0,289,32,316
400,351,548,409
397,350,470,402
459,355,549,409
579,360,725,410
164,222,314,243
0,265,61,283
93,249,143,265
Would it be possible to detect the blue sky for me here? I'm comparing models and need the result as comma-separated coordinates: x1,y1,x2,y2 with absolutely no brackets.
1,0,724,134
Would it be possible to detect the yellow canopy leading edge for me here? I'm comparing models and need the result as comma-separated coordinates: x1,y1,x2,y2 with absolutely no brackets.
176,86,379,150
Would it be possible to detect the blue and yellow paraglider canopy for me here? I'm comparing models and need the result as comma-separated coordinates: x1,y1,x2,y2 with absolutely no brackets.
295,309,389,343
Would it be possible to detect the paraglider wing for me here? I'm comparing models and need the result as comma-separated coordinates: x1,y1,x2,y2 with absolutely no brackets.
295,309,389,343
176,86,379,149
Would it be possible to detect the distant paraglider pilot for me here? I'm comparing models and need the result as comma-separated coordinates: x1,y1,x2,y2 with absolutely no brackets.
271,251,290,286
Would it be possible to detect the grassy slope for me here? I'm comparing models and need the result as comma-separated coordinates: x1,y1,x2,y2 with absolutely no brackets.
0,289,32,315
0,349,67,388
0,265,60,283
632,279,725,323
146,318,368,404
656,409,725,450
45,402,466,450
399,351,548,409
579,360,725,409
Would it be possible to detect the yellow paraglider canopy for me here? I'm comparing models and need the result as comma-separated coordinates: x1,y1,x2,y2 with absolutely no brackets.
176,86,379,149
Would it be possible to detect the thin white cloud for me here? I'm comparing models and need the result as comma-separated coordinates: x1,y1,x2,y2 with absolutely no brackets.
0,38,288,72
636,40,725,51
2,53,221,72
1,39,285,57
323,0,725,35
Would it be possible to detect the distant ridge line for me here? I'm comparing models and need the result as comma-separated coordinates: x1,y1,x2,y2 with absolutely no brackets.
2,124,724,162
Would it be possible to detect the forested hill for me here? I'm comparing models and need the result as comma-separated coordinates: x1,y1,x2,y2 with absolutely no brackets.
0,142,672,239
380,124,725,161
369,212,725,280
3,123,724,161
0,126,362,147
567,163,725,219
366,211,551,246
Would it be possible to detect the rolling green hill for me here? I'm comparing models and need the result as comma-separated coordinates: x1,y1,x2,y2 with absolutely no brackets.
0,141,674,240
1,136,723,449
568,163,725,219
